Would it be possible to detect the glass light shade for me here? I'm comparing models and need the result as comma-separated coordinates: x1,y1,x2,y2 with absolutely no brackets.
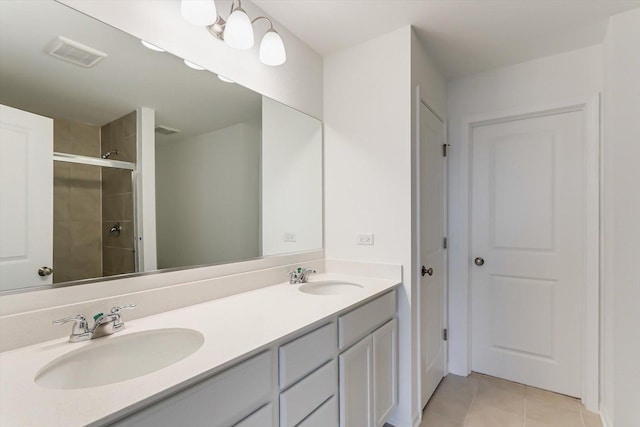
181,0,217,26
218,75,235,83
141,40,165,52
259,30,286,66
184,59,206,70
224,8,254,50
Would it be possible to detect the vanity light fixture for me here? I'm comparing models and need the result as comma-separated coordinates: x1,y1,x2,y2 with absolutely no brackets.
141,40,165,52
184,59,206,70
181,0,286,66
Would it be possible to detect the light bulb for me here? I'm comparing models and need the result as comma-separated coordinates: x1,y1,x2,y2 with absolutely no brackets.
224,8,254,50
184,59,206,70
181,0,217,26
141,40,165,52
259,30,286,66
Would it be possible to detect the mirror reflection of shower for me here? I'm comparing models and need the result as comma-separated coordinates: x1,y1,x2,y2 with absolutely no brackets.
52,112,136,284
101,149,119,159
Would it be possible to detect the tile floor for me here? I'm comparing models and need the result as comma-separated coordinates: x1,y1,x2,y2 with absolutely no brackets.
419,373,603,427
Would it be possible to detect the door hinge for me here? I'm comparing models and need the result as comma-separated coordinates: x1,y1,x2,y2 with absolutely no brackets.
443,237,448,249
443,329,448,341
442,143,450,157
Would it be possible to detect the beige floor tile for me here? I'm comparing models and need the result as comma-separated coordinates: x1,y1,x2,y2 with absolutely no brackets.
420,410,464,427
526,386,582,413
473,384,526,416
526,405,584,427
437,374,479,403
525,418,554,427
581,409,603,427
475,373,527,397
424,389,471,424
466,406,524,427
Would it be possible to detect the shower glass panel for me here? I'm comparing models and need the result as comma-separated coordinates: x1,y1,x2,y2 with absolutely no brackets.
52,115,136,284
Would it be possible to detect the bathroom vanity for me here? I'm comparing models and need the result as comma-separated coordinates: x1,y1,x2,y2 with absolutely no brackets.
0,273,399,427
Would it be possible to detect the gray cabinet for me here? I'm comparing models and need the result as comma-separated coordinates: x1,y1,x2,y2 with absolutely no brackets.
110,352,273,427
338,292,398,427
339,335,374,427
109,290,397,427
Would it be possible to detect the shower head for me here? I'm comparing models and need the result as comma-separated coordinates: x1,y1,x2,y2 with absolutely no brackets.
101,150,119,159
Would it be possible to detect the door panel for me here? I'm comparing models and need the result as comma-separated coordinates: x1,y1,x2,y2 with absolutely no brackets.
471,111,584,397
419,103,446,408
0,104,53,290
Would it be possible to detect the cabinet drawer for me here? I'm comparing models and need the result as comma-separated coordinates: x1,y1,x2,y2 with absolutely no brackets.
279,322,337,389
112,351,272,427
279,360,337,427
298,395,338,427
234,404,273,427
339,291,396,350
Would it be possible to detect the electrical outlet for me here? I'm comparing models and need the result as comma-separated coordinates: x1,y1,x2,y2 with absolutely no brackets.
357,233,374,245
283,232,297,242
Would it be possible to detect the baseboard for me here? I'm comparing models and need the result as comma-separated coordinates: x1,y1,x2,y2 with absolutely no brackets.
600,410,612,427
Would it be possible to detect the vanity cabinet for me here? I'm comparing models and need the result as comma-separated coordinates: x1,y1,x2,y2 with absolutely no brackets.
278,322,338,426
109,289,397,427
338,292,398,427
110,351,273,427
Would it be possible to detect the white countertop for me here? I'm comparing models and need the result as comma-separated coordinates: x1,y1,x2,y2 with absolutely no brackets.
0,273,399,427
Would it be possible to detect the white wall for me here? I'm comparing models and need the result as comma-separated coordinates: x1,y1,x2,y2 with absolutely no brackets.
58,0,323,120
325,25,446,426
324,27,412,425
156,122,260,268
446,45,604,375
601,9,640,427
261,97,322,256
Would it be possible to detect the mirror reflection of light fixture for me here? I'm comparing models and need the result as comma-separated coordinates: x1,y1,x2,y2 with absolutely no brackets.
181,0,287,66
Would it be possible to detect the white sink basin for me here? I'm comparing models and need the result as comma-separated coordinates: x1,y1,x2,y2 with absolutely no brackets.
35,328,204,390
298,281,364,295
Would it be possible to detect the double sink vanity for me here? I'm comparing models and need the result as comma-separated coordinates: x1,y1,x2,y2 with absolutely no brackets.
0,271,400,426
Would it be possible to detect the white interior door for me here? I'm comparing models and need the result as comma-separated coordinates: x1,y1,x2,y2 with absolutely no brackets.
471,111,585,397
419,103,447,408
0,104,53,290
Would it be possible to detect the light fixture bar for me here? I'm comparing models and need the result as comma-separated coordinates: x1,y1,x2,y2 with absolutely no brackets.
182,0,287,66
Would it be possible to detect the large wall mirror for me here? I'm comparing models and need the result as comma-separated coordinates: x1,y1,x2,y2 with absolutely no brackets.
0,0,322,293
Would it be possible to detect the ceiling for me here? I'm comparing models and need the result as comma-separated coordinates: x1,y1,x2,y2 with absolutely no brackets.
253,0,640,79
0,0,261,144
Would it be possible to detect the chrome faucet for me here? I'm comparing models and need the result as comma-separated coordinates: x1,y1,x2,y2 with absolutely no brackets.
53,304,136,343
289,267,316,284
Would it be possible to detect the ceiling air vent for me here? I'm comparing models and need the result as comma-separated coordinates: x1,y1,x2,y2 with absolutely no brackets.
47,36,107,68
155,125,181,135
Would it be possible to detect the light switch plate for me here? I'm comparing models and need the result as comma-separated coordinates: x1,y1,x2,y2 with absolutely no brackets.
283,232,297,242
357,233,374,245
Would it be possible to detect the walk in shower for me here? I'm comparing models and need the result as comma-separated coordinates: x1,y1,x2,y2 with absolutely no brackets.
52,112,137,283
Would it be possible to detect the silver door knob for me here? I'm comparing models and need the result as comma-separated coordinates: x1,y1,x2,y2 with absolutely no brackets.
474,257,485,267
38,266,53,276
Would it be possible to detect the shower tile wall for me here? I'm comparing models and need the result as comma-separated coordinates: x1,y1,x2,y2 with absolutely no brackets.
53,119,102,283
100,111,136,276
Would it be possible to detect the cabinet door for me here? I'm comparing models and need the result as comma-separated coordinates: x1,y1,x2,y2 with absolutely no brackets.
339,335,373,427
110,352,272,427
298,395,338,427
373,318,398,427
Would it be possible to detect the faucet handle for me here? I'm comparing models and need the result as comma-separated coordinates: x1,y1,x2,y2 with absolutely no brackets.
110,304,136,314
110,304,136,330
53,314,87,327
53,315,90,340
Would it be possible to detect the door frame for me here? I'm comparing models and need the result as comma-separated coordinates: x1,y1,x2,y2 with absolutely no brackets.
462,95,600,411
415,85,449,412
